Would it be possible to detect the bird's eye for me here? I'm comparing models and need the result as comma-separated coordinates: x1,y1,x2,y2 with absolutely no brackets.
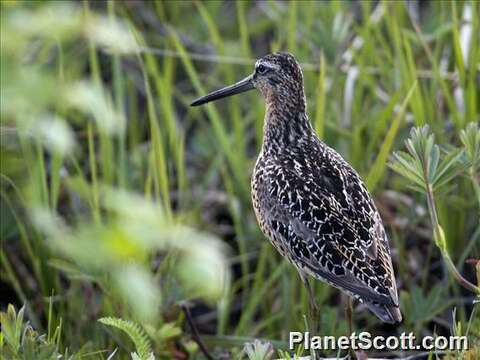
257,64,268,74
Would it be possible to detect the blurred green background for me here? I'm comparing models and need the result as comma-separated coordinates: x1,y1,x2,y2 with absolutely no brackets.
1,0,479,359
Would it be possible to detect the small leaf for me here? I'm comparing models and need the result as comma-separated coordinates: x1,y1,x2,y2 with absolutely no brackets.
460,122,480,168
157,323,182,340
243,339,274,360
432,148,466,192
389,151,426,189
428,144,440,184
99,317,153,360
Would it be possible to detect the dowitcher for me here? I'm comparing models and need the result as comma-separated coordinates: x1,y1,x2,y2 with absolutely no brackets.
191,52,401,325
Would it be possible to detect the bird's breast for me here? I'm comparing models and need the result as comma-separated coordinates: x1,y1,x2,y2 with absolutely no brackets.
251,154,276,238
251,154,266,215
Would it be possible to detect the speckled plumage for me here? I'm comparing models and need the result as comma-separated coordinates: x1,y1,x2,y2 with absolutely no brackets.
192,52,402,324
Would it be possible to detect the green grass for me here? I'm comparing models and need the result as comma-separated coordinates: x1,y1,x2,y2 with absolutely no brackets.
1,1,479,359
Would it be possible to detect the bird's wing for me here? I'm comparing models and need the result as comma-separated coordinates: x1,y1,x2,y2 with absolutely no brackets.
264,151,398,306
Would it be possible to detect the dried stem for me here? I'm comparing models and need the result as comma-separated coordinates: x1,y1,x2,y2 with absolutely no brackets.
180,303,215,360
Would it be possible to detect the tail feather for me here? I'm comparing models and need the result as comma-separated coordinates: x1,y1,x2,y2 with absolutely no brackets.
365,301,402,324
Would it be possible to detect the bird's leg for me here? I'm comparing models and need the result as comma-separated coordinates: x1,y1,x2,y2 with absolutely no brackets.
299,272,319,360
345,297,353,335
344,297,356,360
306,280,319,323
300,273,318,331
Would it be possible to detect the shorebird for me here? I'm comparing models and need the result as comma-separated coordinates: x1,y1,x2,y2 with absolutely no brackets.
191,52,401,325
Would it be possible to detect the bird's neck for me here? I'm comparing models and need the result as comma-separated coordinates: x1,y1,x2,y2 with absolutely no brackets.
262,99,314,154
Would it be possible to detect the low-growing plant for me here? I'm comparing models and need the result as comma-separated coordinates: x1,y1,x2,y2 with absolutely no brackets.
390,125,480,295
99,317,154,360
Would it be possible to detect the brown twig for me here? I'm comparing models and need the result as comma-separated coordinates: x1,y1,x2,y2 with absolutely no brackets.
180,302,215,360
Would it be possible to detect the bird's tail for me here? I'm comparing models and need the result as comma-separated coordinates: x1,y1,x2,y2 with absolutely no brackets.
365,301,402,324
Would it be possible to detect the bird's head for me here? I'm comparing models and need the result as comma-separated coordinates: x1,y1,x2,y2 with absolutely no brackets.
191,52,305,109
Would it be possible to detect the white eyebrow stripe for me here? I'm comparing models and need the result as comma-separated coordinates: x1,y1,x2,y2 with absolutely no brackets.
255,60,279,71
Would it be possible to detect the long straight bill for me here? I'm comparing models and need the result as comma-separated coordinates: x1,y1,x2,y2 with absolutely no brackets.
190,75,254,106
